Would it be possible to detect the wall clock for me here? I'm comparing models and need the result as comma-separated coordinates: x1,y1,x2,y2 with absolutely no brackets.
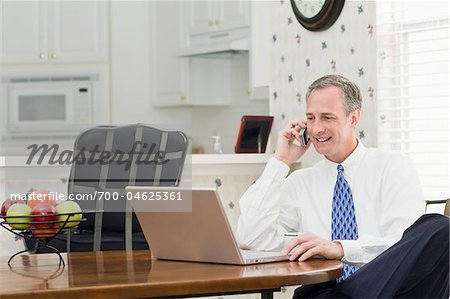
290,0,345,31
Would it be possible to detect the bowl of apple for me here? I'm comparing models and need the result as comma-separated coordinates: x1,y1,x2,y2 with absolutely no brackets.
0,189,96,265
1,192,84,237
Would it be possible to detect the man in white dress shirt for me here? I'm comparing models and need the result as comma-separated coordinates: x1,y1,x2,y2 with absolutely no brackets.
237,74,449,298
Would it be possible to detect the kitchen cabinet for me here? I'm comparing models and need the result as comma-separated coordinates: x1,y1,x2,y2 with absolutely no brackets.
187,0,270,101
150,0,271,107
150,1,230,107
247,0,272,100
149,1,190,107
0,1,108,64
188,0,249,36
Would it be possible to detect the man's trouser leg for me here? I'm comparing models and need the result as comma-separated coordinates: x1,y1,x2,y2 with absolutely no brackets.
293,214,449,298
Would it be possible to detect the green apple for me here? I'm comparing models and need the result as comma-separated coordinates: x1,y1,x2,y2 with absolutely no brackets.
6,203,32,229
56,201,82,228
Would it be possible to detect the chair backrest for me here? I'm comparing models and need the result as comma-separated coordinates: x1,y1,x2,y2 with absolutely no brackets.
444,199,449,216
67,124,188,250
425,198,450,217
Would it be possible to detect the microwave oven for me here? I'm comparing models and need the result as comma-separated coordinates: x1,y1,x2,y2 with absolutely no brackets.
2,74,99,139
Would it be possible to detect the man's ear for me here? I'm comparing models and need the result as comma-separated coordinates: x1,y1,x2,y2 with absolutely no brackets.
349,109,361,129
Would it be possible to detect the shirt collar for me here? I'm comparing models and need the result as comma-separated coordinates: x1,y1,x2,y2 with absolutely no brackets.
323,140,366,182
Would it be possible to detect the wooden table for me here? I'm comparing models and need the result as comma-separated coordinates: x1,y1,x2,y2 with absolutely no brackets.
0,250,342,299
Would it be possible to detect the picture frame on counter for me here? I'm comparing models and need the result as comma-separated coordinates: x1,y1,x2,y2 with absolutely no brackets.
234,115,273,154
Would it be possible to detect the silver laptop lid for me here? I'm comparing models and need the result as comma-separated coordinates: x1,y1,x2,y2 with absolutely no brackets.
127,186,245,265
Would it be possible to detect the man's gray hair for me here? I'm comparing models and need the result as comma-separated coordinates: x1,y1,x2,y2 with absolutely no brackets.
305,74,362,115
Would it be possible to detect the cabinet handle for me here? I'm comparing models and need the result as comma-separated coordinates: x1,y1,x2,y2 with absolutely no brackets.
214,20,221,25
39,53,46,60
208,20,214,26
180,94,187,100
51,53,58,60
246,88,253,95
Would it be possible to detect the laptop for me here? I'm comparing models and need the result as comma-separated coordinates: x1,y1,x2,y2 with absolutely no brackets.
126,186,288,265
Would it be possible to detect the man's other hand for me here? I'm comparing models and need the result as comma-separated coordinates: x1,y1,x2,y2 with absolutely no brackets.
281,232,344,261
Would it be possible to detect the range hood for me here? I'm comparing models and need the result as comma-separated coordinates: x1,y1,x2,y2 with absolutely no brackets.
176,38,249,57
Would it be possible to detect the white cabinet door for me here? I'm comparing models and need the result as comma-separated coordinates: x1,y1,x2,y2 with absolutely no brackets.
49,1,108,63
247,0,271,100
0,1,108,65
0,1,47,64
187,0,249,36
188,0,214,35
216,0,249,32
150,1,190,107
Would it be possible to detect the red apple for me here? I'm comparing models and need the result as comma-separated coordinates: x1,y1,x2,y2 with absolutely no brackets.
1,198,25,216
27,189,56,209
31,203,58,239
31,203,57,223
31,223,59,239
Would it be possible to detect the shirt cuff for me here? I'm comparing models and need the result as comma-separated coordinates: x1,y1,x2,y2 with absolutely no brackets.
338,240,364,264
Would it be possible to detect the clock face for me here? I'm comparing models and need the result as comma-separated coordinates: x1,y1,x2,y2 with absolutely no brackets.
290,0,345,31
293,0,326,19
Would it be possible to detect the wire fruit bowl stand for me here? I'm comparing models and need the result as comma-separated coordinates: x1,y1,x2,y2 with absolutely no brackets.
0,210,98,266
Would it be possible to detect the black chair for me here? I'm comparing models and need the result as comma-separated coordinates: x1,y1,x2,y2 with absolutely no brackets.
26,124,188,252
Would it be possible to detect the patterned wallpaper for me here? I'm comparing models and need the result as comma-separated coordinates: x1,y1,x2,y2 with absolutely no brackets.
269,0,377,162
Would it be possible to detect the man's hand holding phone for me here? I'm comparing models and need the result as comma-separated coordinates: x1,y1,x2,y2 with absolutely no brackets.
275,119,310,166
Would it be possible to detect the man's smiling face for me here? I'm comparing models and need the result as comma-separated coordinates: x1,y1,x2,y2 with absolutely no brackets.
306,86,360,163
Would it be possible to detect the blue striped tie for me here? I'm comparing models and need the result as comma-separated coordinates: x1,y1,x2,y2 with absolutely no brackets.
331,164,359,282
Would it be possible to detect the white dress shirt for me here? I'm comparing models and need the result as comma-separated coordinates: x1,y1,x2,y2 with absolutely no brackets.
237,141,425,264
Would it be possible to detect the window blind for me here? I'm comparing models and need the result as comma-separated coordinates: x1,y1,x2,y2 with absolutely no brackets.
376,1,449,202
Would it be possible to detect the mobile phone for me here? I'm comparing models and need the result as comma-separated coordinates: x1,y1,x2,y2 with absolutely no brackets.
299,128,309,147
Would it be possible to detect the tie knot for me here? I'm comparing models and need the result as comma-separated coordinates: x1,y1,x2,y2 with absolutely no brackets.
337,164,344,173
